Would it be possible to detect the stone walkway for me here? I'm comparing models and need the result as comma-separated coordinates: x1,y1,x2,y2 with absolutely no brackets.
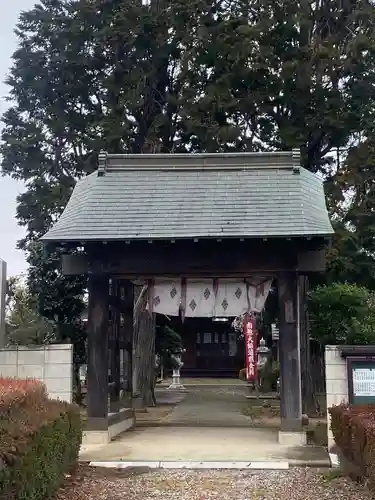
159,377,247,386
160,384,253,427
80,384,329,465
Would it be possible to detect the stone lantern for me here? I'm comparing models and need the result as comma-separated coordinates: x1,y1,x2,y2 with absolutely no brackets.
256,338,270,393
79,364,87,385
168,350,187,391
257,337,270,369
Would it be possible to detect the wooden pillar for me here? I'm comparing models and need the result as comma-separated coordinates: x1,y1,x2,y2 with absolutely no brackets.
119,280,134,408
109,282,121,413
299,275,315,416
87,274,109,420
126,339,133,399
278,271,305,443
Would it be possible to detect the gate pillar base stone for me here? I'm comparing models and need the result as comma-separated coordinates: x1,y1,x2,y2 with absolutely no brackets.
82,408,135,446
278,431,307,446
167,383,187,391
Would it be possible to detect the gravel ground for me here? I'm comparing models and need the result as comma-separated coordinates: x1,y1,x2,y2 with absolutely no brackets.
55,466,374,500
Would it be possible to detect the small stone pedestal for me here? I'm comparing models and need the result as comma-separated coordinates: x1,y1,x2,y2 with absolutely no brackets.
168,367,186,391
167,355,187,391
278,431,307,446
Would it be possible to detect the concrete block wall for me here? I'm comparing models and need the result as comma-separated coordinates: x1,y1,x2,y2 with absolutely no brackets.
325,345,349,451
0,344,73,403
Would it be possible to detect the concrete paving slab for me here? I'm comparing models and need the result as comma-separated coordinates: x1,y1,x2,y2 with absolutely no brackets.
79,425,329,465
88,460,291,470
79,384,329,468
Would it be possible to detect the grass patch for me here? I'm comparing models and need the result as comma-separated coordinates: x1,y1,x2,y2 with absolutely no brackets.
306,421,328,447
242,399,281,428
242,398,328,446
322,469,346,481
242,399,280,419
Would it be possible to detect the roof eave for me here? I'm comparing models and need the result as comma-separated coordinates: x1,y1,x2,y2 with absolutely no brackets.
40,232,334,244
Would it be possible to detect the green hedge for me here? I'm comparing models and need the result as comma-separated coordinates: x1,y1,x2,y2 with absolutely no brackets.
329,404,375,487
0,378,82,500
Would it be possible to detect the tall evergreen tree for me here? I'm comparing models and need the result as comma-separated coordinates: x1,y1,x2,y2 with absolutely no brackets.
3,0,375,407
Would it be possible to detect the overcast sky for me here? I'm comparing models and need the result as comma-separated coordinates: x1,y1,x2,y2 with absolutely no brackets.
0,0,36,278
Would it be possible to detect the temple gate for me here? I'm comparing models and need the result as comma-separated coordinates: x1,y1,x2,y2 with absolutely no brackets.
42,150,333,445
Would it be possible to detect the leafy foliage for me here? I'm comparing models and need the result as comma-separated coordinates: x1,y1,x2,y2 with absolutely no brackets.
341,139,375,256
326,139,375,289
2,0,375,354
259,360,280,393
326,220,375,291
0,378,82,500
0,377,47,412
26,242,87,352
155,324,183,370
309,283,375,346
329,404,375,488
6,277,55,346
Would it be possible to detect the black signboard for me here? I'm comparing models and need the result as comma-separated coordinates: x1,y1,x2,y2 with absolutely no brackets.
347,356,375,405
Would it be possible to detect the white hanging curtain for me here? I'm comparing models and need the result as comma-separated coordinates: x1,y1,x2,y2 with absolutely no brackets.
148,279,181,316
147,277,273,317
214,279,248,317
248,278,273,313
185,279,215,317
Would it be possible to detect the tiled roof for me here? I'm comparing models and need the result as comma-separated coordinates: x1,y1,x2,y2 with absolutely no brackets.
42,151,333,242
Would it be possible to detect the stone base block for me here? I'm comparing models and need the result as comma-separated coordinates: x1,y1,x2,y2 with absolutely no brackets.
278,431,307,446
83,408,135,446
108,412,135,440
82,430,110,446
167,384,187,391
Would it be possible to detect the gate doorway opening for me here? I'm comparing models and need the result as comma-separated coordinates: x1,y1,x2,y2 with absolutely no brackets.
158,315,245,379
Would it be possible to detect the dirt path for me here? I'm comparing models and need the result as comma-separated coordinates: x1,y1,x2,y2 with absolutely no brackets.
56,467,373,500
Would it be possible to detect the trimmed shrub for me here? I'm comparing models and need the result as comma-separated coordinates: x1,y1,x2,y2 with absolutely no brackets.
0,377,82,500
329,404,375,487
0,377,47,413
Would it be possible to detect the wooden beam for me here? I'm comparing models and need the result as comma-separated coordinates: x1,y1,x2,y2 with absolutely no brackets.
297,249,327,272
61,254,88,275
87,239,301,277
62,238,329,276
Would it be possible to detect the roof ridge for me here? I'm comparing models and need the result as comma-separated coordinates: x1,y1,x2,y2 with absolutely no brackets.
96,150,301,175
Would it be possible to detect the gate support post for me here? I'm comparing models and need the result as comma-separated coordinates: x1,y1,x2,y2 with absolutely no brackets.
278,271,306,446
87,274,109,421
119,279,134,408
84,276,135,446
109,279,121,413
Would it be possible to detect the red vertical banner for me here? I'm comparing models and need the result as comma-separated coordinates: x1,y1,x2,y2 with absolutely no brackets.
243,313,258,382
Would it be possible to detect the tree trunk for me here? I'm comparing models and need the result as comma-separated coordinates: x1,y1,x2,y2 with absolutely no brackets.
132,285,156,409
299,275,317,416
